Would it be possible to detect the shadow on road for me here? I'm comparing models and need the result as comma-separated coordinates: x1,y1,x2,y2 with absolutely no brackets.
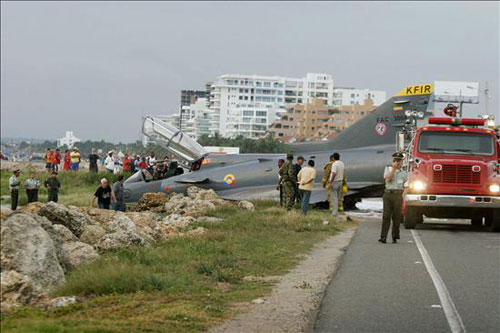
415,222,492,233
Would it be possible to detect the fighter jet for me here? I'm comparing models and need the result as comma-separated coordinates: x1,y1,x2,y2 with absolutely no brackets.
124,84,433,208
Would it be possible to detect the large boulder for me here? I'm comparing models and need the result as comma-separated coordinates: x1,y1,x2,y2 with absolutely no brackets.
1,214,65,293
187,187,219,202
161,214,196,228
39,202,96,237
60,242,99,271
164,194,216,216
0,205,13,220
79,225,107,245
18,202,44,215
96,231,147,251
0,270,34,310
134,193,170,212
238,201,255,211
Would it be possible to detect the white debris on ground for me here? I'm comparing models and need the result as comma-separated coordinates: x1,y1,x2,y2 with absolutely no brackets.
0,186,252,311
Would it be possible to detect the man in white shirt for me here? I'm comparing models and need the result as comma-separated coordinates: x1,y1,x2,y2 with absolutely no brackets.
327,152,345,217
104,151,115,173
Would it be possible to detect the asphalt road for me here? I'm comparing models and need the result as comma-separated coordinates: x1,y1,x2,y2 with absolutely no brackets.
315,217,500,333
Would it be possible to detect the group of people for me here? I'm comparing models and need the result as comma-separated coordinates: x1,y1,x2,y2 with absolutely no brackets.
8,168,127,212
8,169,61,210
277,152,346,217
44,147,82,172
276,151,405,246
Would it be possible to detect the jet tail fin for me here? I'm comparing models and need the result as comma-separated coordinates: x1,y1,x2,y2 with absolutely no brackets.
290,83,433,152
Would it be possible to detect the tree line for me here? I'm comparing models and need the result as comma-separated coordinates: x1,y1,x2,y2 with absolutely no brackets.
18,135,289,156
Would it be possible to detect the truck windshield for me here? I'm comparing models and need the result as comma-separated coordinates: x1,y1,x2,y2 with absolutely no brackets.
418,131,495,156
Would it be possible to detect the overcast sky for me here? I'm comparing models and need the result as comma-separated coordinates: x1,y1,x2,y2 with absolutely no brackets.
1,1,499,142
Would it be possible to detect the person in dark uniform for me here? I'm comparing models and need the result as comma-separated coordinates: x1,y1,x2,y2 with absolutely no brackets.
293,156,305,205
88,149,100,173
379,152,407,244
276,159,285,206
44,171,61,203
279,153,296,211
9,169,21,210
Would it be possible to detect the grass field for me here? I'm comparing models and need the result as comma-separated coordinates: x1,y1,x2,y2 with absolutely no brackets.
1,200,351,332
1,168,352,332
1,169,126,207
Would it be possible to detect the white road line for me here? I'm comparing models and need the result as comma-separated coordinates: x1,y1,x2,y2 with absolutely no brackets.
411,230,466,333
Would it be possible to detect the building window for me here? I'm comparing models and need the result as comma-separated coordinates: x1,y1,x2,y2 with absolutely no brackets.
256,111,267,117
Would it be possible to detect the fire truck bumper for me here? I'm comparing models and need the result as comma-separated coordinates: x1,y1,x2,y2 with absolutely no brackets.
405,194,500,208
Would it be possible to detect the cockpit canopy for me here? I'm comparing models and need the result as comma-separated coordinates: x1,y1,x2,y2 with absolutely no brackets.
142,116,208,170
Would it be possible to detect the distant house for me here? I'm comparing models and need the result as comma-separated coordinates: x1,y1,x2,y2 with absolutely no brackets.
57,131,81,149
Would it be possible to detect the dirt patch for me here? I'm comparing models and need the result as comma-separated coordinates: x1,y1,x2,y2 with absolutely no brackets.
211,227,357,333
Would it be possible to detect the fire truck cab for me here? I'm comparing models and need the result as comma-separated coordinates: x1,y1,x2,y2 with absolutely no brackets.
403,117,500,231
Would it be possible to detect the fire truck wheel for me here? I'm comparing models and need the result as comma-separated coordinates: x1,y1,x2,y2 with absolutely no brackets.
471,217,483,227
403,207,419,229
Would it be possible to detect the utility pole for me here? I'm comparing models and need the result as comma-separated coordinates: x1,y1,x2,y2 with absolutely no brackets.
484,81,490,116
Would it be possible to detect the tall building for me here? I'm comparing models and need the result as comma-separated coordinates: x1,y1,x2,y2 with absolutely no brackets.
182,98,211,140
179,88,211,130
267,98,377,143
57,131,81,148
333,88,386,106
209,73,335,138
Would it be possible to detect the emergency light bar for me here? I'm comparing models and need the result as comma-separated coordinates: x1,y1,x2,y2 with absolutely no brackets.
428,117,486,126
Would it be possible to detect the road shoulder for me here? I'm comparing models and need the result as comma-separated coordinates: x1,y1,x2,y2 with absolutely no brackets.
210,225,358,333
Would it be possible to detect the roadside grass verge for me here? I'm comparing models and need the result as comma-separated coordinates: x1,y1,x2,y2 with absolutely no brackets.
1,201,353,333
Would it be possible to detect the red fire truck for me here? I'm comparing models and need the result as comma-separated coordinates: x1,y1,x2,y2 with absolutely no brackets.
402,116,500,231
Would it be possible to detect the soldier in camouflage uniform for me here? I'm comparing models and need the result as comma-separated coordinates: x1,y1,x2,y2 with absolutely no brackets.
279,153,297,211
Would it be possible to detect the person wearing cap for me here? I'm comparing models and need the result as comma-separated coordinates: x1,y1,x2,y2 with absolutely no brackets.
92,178,115,209
44,171,61,203
379,152,407,244
278,153,297,211
24,172,41,203
104,151,115,173
9,169,21,210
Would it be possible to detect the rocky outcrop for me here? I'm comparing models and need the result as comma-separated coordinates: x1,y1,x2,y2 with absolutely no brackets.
164,194,216,216
0,270,33,310
0,205,13,220
79,225,106,245
39,202,95,237
18,201,44,215
162,214,196,228
1,214,65,293
96,231,146,251
134,192,170,212
60,242,99,271
0,187,257,309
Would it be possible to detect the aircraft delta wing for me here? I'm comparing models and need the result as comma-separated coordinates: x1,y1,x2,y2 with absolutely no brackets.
124,83,433,207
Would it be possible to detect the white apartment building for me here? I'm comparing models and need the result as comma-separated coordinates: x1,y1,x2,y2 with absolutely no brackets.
182,98,211,140
333,88,386,107
209,73,334,138
57,131,81,148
